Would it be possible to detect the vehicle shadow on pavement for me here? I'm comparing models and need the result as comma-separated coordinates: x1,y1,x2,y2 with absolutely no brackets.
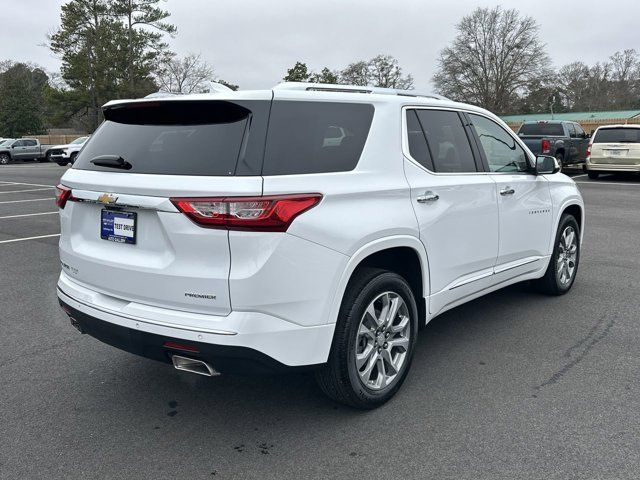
83,282,543,416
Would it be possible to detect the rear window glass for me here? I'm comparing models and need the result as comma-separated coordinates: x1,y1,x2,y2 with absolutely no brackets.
73,100,270,176
262,101,374,175
406,109,434,170
518,123,564,136
593,128,640,143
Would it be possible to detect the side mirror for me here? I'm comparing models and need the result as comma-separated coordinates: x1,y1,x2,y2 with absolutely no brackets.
535,155,561,175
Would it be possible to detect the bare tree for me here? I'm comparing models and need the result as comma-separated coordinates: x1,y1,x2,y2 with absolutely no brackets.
156,53,216,94
433,6,551,114
368,55,413,89
609,49,639,109
339,55,413,89
339,60,370,86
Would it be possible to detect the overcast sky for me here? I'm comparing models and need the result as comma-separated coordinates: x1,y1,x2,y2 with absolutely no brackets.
2,0,639,90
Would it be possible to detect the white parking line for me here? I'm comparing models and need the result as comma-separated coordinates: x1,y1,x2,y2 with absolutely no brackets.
0,165,62,169
0,233,60,244
0,198,53,204
0,188,55,194
0,181,57,188
571,174,587,180
575,181,640,187
0,212,58,220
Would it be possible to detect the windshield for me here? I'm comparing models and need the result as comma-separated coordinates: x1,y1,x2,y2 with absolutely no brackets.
518,123,564,136
593,128,640,143
0,139,14,146
71,136,88,145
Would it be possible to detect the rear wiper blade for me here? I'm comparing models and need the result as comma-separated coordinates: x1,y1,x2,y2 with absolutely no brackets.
90,155,132,170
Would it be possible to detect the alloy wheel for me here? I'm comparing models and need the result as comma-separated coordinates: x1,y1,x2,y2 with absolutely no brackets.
354,291,411,390
557,226,578,286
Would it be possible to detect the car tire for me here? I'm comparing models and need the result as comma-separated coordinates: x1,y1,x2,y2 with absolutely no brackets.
555,153,564,171
535,214,580,295
587,171,599,180
315,268,418,409
69,152,78,164
0,153,10,165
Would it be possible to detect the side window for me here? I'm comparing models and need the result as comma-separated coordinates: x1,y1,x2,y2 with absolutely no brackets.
567,123,577,138
24,140,37,147
574,124,586,138
405,109,433,171
415,110,477,173
263,101,374,175
13,140,24,147
469,113,530,173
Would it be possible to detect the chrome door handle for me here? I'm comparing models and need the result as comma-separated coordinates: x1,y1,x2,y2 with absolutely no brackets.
500,187,515,196
417,191,439,203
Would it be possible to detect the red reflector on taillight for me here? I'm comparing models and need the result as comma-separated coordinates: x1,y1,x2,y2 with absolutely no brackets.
586,143,592,158
170,194,322,232
55,184,73,209
541,139,551,154
163,341,200,353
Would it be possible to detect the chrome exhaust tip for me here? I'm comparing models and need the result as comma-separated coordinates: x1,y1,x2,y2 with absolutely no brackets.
171,355,220,377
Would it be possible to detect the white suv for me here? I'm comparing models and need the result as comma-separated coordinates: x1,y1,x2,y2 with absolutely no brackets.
56,83,584,408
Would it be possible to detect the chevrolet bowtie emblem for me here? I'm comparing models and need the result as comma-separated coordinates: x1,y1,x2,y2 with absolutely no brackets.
97,193,118,204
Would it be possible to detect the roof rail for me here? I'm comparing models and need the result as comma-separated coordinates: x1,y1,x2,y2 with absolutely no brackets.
273,82,449,101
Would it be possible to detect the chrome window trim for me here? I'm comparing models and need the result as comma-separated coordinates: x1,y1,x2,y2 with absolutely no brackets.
401,105,536,176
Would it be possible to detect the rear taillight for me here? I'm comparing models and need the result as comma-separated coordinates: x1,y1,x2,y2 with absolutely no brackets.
541,139,551,154
55,184,73,209
586,143,592,160
170,194,322,232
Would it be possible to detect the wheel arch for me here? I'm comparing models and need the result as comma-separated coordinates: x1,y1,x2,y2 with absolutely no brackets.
548,200,584,255
327,236,430,327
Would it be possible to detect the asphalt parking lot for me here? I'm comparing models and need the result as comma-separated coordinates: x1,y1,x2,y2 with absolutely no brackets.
1,163,639,479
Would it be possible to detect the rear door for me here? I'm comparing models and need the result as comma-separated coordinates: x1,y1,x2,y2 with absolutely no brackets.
566,123,579,162
23,139,40,160
403,108,499,315
59,96,271,316
468,113,553,275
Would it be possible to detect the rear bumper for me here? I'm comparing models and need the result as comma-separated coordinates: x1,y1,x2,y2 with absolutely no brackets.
57,281,335,371
586,162,640,173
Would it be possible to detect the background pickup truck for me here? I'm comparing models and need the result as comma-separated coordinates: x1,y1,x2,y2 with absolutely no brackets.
0,138,54,165
517,120,590,169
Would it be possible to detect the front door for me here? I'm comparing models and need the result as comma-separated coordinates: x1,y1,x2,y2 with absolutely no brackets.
467,113,553,276
11,140,27,159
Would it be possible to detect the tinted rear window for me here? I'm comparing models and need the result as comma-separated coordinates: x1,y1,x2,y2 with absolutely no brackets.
593,128,640,143
262,101,374,175
74,100,270,176
518,123,564,136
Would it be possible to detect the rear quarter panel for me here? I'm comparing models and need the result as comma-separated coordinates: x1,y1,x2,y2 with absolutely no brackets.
257,101,422,326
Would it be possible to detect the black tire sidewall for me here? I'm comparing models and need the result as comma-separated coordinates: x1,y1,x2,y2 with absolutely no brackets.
0,154,9,165
342,272,418,405
551,215,580,293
